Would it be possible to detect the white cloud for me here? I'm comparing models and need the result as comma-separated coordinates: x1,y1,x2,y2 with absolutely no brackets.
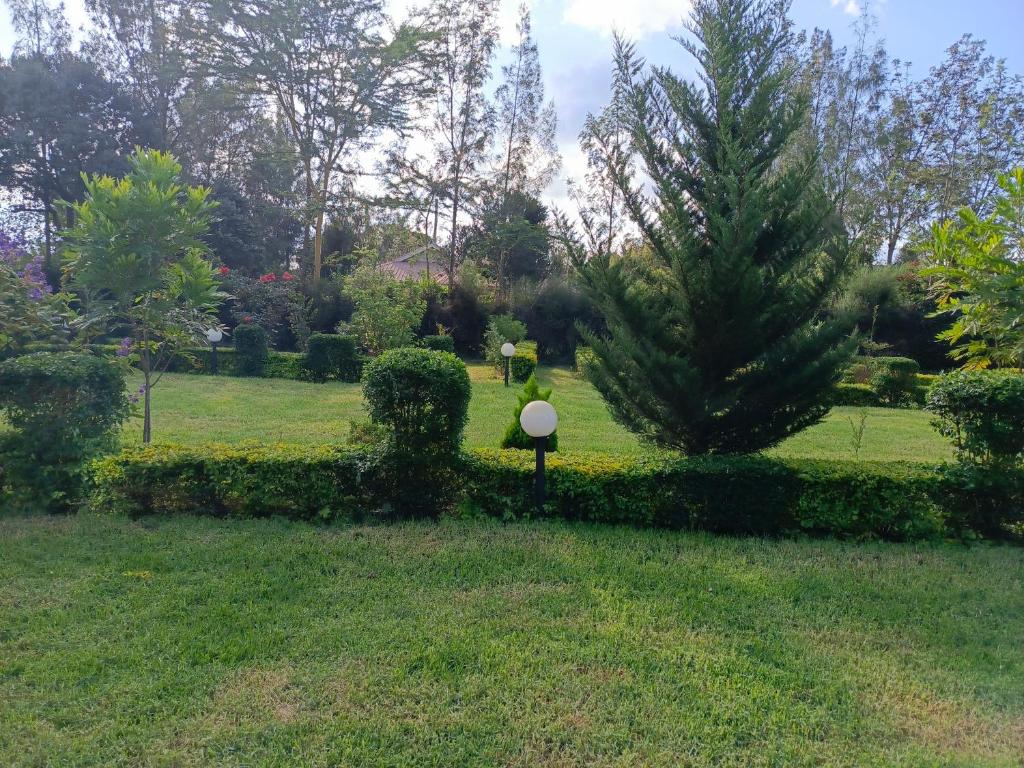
562,0,692,38
830,0,861,16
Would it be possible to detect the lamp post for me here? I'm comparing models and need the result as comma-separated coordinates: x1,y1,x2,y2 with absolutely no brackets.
519,400,558,512
500,342,516,387
206,327,223,374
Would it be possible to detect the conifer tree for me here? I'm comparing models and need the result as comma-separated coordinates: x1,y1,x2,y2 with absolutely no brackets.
501,374,558,451
567,0,855,455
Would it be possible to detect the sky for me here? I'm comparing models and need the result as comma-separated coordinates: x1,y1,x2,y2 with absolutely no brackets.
2,0,1024,213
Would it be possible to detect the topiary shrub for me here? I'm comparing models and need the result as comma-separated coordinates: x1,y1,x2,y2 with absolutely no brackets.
869,356,921,405
501,374,558,451
362,348,471,517
926,370,1024,468
233,323,268,376
420,334,456,354
302,333,361,382
830,383,881,407
510,341,538,383
0,351,129,512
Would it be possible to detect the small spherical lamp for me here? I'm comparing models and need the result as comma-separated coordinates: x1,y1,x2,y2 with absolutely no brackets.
519,400,558,511
206,327,224,374
500,342,516,387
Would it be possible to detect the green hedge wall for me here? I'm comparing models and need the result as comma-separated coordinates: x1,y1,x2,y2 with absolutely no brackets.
90,444,1023,540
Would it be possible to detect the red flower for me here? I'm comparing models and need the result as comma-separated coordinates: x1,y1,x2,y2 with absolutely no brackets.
282,271,295,281
217,265,230,275
243,315,253,324
258,273,277,283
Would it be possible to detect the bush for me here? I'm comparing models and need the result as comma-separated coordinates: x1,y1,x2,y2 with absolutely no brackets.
233,323,268,376
574,346,595,377
484,314,528,370
869,357,921,405
926,370,1024,467
510,341,537,383
362,348,471,517
302,333,361,382
420,334,456,354
831,383,881,407
0,352,128,511
501,374,559,451
841,356,922,406
92,443,1023,540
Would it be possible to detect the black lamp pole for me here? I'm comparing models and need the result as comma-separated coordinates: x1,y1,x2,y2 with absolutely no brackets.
504,356,510,387
210,340,219,374
534,436,546,511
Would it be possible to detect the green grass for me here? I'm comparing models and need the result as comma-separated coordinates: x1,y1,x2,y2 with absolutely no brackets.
1,514,1020,766
127,365,953,462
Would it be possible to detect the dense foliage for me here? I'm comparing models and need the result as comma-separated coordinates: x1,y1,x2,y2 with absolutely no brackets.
301,333,361,382
362,348,471,516
420,334,456,353
91,443,1022,540
0,352,128,511
501,374,558,451
341,264,426,355
0,233,69,357
567,1,854,455
925,168,1024,369
926,371,1024,467
232,323,269,377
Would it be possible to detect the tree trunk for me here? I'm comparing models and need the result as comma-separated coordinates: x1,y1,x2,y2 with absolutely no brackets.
886,237,897,265
449,179,460,287
142,361,152,444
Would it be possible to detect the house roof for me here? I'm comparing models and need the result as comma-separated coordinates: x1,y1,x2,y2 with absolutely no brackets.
379,244,449,284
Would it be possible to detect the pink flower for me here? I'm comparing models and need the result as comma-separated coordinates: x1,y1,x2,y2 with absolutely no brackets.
282,271,295,281
218,266,230,276
258,273,276,283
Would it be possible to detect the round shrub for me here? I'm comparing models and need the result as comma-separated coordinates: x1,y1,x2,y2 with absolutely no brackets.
0,351,129,511
926,370,1024,467
510,341,538,383
420,334,456,354
233,323,268,376
302,333,360,382
868,356,920,405
362,348,471,516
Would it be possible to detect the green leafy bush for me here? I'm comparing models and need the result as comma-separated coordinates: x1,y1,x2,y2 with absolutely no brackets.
574,346,595,377
927,371,1024,467
91,443,372,520
868,357,921,405
831,383,881,407
420,334,456,354
92,443,1023,540
510,341,538,383
501,374,558,451
302,333,361,382
0,352,129,511
362,348,471,517
233,323,268,376
484,314,528,370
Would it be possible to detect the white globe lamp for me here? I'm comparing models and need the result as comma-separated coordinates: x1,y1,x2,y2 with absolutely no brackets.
519,400,558,510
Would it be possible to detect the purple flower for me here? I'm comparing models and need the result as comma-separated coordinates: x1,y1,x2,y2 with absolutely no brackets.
117,337,133,357
129,395,140,405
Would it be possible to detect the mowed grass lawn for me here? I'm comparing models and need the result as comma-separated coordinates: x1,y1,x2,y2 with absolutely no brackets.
1,514,1021,766
127,364,953,462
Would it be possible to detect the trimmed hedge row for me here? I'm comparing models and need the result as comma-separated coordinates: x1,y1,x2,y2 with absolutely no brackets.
90,444,1023,540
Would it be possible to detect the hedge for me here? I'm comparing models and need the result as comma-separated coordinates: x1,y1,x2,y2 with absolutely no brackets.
510,340,538,383
90,444,1023,540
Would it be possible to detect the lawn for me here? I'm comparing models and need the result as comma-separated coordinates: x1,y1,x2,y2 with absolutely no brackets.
1,514,1020,767
127,365,953,463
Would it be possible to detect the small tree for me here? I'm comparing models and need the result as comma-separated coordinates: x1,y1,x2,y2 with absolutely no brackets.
924,168,1024,370
501,374,558,451
341,262,426,355
564,0,854,455
63,148,224,443
0,232,72,357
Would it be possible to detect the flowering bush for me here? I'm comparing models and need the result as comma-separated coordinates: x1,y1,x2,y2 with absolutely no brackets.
0,232,70,357
220,270,306,350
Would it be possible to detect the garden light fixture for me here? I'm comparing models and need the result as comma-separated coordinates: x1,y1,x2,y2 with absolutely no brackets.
206,327,223,374
520,399,558,512
501,342,516,387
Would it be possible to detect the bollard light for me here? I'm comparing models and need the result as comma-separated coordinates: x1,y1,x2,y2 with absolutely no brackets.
206,327,224,374
500,342,516,387
519,400,558,512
